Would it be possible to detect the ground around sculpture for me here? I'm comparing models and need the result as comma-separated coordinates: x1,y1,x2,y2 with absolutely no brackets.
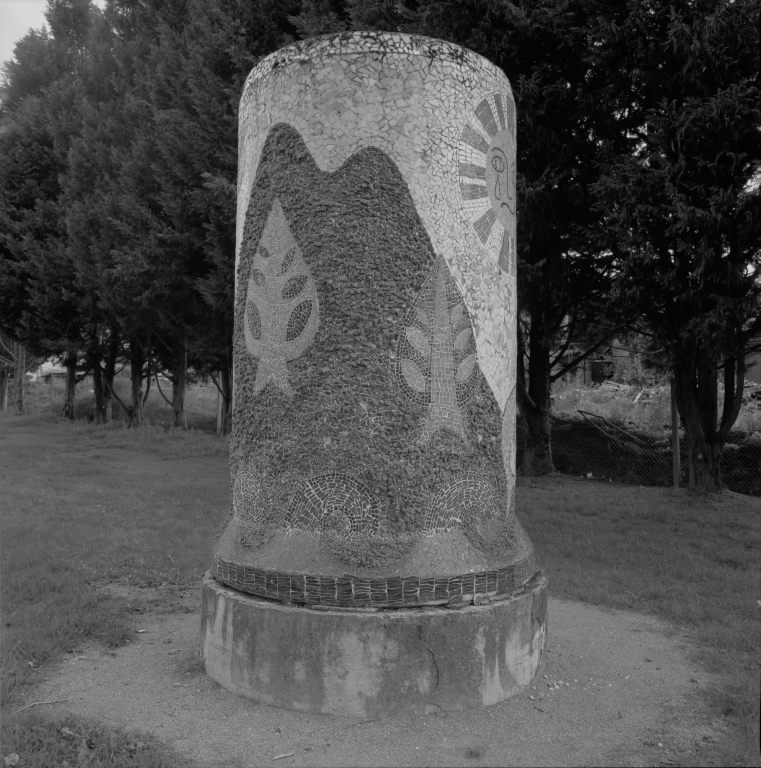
24,587,728,767
3,420,755,765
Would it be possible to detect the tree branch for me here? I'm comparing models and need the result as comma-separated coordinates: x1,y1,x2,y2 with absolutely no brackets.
208,371,229,400
717,350,746,442
154,374,172,406
550,336,611,383
550,309,578,368
103,374,131,419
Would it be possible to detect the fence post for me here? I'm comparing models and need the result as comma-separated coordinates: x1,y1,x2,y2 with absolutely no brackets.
670,375,680,487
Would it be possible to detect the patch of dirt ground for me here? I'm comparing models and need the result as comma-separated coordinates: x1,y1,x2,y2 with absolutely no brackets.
21,587,731,768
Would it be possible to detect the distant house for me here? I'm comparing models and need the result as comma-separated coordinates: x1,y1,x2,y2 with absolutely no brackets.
552,339,644,386
555,335,761,387
28,360,67,382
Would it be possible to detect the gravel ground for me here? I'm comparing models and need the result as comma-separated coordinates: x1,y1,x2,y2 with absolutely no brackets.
23,590,727,768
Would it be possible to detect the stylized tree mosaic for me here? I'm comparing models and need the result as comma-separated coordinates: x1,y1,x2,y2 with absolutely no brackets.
396,256,478,442
244,198,318,395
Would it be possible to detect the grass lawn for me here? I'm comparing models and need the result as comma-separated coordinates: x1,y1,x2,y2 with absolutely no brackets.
1,414,229,767
1,412,759,766
518,475,760,765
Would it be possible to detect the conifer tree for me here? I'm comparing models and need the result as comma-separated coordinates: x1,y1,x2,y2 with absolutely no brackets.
591,0,761,492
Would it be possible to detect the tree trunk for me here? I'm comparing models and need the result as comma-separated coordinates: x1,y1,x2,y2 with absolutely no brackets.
130,340,145,427
14,342,25,414
103,329,118,423
92,362,106,422
684,428,722,492
87,332,107,423
217,366,231,436
63,351,77,420
172,341,187,429
0,369,8,411
673,350,723,493
520,402,553,476
517,320,554,475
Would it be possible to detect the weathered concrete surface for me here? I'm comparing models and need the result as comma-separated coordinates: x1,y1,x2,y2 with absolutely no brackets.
200,571,547,717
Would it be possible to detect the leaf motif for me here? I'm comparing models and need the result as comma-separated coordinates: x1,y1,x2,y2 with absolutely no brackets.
405,326,430,357
258,245,271,260
251,268,265,287
415,306,430,328
455,353,476,383
279,248,296,275
286,299,313,342
454,327,472,351
401,358,428,393
282,274,307,300
450,303,463,328
247,301,261,340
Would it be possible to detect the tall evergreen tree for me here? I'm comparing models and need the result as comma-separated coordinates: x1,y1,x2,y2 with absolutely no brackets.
123,0,299,429
592,0,761,492
0,0,96,416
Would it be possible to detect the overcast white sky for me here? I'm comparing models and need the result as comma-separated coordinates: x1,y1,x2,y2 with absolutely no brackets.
1,0,49,67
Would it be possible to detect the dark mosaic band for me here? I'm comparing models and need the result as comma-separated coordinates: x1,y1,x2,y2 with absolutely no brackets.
214,555,535,608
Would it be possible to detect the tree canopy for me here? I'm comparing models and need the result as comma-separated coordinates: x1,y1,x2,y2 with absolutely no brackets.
1,0,758,489
592,0,761,490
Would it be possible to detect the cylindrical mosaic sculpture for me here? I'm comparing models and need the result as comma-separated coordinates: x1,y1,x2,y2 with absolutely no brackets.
213,32,536,610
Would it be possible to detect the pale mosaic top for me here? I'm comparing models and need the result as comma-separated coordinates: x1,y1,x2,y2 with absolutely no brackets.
237,32,517,412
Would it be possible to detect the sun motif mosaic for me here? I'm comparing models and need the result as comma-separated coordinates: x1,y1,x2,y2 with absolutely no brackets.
458,93,517,273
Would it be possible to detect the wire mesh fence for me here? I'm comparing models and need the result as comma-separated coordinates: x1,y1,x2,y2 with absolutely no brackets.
517,407,761,496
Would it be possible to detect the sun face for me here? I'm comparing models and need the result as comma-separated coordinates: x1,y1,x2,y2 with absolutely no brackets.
458,92,517,273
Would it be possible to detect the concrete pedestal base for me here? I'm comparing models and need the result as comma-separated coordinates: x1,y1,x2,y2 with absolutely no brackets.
200,571,547,717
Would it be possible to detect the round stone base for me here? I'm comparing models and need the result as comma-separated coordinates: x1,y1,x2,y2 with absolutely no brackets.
200,571,548,717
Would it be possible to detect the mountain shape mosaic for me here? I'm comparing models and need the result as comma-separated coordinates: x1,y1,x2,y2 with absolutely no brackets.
214,122,532,605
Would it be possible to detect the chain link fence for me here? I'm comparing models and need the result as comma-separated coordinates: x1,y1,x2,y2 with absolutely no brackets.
516,385,761,496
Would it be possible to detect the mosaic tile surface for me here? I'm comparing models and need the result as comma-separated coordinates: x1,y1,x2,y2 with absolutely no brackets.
286,473,381,537
396,255,479,445
236,32,517,412
214,36,530,607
